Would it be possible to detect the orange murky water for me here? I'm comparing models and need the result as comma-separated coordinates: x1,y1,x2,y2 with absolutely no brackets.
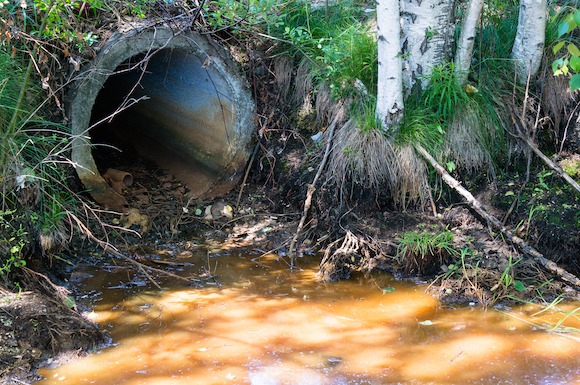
36,249,580,385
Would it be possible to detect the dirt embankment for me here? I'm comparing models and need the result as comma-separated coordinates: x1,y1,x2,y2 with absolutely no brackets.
0,287,104,384
1,141,579,384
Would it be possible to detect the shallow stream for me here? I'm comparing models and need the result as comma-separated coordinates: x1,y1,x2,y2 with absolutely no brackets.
35,245,580,384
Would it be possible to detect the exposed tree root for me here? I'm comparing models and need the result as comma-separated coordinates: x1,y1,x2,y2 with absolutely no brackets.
415,143,580,290
318,231,361,282
317,230,397,282
288,114,342,264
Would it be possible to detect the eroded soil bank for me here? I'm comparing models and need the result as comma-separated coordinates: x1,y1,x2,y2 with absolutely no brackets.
1,148,579,384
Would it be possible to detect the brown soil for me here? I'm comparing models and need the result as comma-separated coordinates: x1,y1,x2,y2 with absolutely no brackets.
0,288,104,384
2,140,579,383
3,44,579,383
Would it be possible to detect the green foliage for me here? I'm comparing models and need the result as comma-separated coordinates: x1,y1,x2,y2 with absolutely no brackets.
203,0,281,32
0,43,75,279
317,23,377,98
0,210,28,275
352,97,382,134
397,228,456,275
551,6,580,90
492,255,526,293
204,0,376,99
422,63,470,121
276,0,376,99
396,105,444,149
559,157,580,178
472,1,518,85
3,0,163,61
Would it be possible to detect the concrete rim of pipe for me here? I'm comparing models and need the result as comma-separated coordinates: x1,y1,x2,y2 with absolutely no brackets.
68,26,255,210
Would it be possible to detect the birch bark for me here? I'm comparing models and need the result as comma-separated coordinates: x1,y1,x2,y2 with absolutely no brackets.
511,0,547,82
376,0,404,129
400,0,455,91
454,0,484,85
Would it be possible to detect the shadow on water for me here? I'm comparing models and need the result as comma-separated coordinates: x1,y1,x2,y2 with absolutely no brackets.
35,246,580,385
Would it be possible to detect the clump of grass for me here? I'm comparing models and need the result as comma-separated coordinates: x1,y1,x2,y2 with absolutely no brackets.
0,42,82,280
422,62,470,121
236,0,377,100
397,104,444,149
397,228,456,275
443,104,496,176
328,118,396,192
327,98,432,209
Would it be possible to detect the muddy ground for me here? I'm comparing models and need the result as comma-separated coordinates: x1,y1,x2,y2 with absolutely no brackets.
1,136,579,384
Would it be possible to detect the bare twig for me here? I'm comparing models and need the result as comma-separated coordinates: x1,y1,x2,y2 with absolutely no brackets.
236,141,260,211
559,103,580,155
415,143,580,289
513,66,580,195
288,116,342,266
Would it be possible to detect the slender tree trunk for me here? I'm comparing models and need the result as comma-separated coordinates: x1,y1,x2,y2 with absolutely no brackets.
376,0,404,128
454,0,484,86
512,0,547,82
400,0,455,91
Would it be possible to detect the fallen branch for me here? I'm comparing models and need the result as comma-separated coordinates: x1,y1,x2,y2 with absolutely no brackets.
522,136,580,195
288,116,342,265
415,143,580,289
514,66,580,195
108,248,199,284
235,141,260,211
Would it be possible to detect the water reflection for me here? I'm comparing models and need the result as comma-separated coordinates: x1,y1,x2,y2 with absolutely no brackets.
36,250,580,385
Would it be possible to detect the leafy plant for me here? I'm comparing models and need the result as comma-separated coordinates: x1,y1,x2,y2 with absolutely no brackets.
551,7,580,90
204,0,375,100
491,255,526,293
0,41,77,278
0,209,28,275
397,105,445,149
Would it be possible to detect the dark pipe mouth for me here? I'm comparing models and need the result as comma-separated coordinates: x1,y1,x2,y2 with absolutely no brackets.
89,49,228,189
68,28,255,209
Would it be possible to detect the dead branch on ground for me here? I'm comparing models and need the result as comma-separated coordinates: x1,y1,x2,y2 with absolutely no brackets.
288,115,342,265
415,143,580,290
513,68,580,194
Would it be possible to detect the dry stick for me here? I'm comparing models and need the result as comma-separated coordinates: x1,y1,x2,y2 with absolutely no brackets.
67,208,197,284
107,248,198,283
522,136,580,195
236,141,260,211
288,117,341,267
559,103,580,155
515,64,580,195
415,143,580,289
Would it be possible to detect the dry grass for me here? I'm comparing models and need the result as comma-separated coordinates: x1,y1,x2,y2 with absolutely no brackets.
273,55,294,104
392,144,430,208
315,84,337,126
328,121,395,193
327,122,431,208
443,105,495,176
293,57,313,111
540,62,578,144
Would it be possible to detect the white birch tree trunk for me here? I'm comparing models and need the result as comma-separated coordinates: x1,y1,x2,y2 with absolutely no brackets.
400,0,455,91
454,0,484,86
511,0,547,83
376,0,404,129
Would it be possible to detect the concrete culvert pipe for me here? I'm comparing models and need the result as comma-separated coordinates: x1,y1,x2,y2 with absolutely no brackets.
68,27,255,210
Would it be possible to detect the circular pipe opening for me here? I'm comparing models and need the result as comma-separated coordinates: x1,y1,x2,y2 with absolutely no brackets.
69,28,255,209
